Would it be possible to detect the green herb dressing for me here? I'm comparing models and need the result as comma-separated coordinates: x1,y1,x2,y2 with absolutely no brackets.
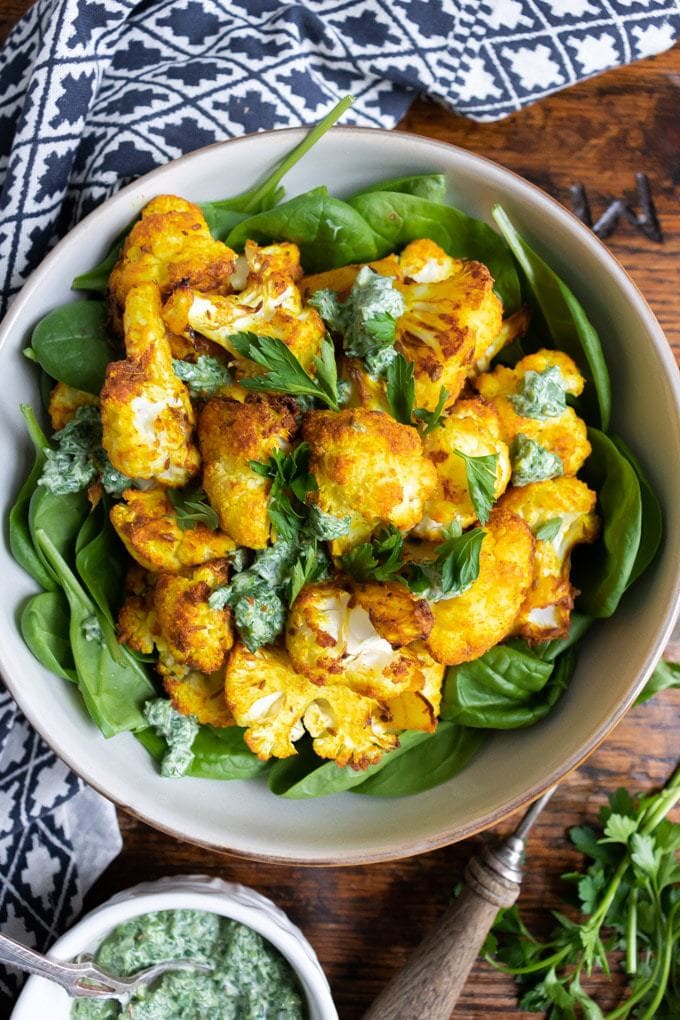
70,909,306,1020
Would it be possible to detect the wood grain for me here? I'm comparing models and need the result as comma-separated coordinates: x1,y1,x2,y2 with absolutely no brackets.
2,7,679,1017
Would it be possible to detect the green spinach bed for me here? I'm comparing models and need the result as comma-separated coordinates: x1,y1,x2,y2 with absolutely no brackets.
9,99,663,799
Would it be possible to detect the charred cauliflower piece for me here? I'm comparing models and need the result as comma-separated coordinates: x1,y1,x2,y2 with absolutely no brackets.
117,564,159,655
426,508,535,665
351,582,433,646
108,195,237,332
161,661,234,728
225,642,396,767
415,397,511,539
498,477,600,642
162,241,324,374
154,559,234,674
100,283,200,487
395,259,502,412
303,408,436,554
198,396,297,549
471,306,531,376
386,641,446,733
285,582,428,700
48,382,98,431
299,255,401,302
475,349,590,477
110,487,234,573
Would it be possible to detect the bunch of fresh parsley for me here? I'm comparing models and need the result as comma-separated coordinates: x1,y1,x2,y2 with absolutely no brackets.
484,765,680,1019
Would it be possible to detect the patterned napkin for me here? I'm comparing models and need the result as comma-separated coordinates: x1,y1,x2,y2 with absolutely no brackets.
0,0,678,1003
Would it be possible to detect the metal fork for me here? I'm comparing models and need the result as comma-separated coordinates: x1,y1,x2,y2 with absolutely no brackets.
0,931,212,1002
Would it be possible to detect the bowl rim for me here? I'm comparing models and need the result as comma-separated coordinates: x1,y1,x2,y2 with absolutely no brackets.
10,875,337,1019
1,125,679,865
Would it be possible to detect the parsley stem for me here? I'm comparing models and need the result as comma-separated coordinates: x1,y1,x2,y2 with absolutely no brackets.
625,888,637,975
640,763,680,834
485,943,572,976
636,900,680,1020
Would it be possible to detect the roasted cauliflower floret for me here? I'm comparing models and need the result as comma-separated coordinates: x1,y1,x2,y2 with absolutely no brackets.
225,642,396,767
471,306,531,376
386,641,446,733
351,582,433,646
414,397,511,539
100,283,200,487
153,560,234,674
303,408,437,554
110,487,235,573
48,382,98,431
299,255,400,302
285,582,427,700
116,564,159,654
399,239,462,284
198,396,297,549
426,508,535,665
160,661,234,728
162,241,324,374
108,195,237,332
498,477,600,642
395,260,503,412
475,349,591,476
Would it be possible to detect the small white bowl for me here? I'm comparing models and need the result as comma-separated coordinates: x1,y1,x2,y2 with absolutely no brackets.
10,875,337,1019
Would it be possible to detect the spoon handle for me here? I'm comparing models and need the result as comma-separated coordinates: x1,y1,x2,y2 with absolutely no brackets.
0,932,84,992
362,855,520,1020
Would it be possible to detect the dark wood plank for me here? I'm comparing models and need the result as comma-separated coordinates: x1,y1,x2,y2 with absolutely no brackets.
2,5,679,1015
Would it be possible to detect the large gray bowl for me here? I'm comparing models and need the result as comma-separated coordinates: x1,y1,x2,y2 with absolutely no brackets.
1,128,678,864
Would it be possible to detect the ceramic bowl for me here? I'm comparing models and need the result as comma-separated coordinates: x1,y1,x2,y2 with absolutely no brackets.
1,128,679,864
10,875,337,1019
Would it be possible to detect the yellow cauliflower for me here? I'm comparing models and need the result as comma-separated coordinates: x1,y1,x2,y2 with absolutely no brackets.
350,582,433,646
414,397,511,539
299,254,400,302
302,407,436,554
48,382,98,431
426,508,535,665
161,662,234,728
116,564,159,655
474,349,591,476
110,487,234,573
198,395,297,549
100,283,200,487
108,195,237,332
153,559,234,674
386,641,445,733
498,477,600,642
162,241,324,374
225,642,396,767
471,306,530,376
285,582,427,700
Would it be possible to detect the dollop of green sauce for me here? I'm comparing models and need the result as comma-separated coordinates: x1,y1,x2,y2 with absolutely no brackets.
509,366,567,420
510,434,564,487
70,909,306,1020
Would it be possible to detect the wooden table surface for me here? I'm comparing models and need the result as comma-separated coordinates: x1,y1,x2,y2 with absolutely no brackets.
2,7,679,1017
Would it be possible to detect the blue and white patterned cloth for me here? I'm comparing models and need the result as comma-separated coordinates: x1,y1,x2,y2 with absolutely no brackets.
0,0,678,1000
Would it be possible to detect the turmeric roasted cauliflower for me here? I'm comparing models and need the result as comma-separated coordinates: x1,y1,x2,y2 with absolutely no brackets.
198,395,298,549
225,642,397,767
153,559,234,674
498,477,600,642
302,407,436,553
100,282,200,487
48,382,98,431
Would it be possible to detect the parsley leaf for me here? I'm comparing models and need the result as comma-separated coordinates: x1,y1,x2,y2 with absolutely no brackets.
386,352,415,425
285,541,331,606
364,311,398,343
250,444,317,541
406,524,485,602
229,332,340,410
306,505,351,540
341,525,405,583
534,517,563,542
168,486,219,531
413,386,449,435
454,450,499,525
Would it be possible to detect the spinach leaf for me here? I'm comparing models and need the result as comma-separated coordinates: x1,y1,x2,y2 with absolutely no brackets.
636,660,680,704
199,205,249,241
348,174,447,203
492,205,611,429
35,529,154,736
28,481,89,582
72,235,126,293
20,591,77,683
75,504,127,624
348,191,521,312
609,435,663,586
441,645,554,729
29,302,112,394
575,428,642,618
351,722,484,797
9,405,57,591
268,731,431,799
226,187,382,272
137,724,268,781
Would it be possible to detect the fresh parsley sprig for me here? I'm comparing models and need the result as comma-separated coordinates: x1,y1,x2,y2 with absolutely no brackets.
250,444,317,541
484,765,680,1019
386,353,447,435
341,525,405,583
407,523,485,601
454,449,499,526
229,332,340,410
168,486,219,531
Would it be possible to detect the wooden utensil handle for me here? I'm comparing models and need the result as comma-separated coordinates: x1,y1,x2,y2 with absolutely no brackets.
362,856,520,1020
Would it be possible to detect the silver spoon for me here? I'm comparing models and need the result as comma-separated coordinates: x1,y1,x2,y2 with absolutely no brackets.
0,932,212,1002
363,785,558,1020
